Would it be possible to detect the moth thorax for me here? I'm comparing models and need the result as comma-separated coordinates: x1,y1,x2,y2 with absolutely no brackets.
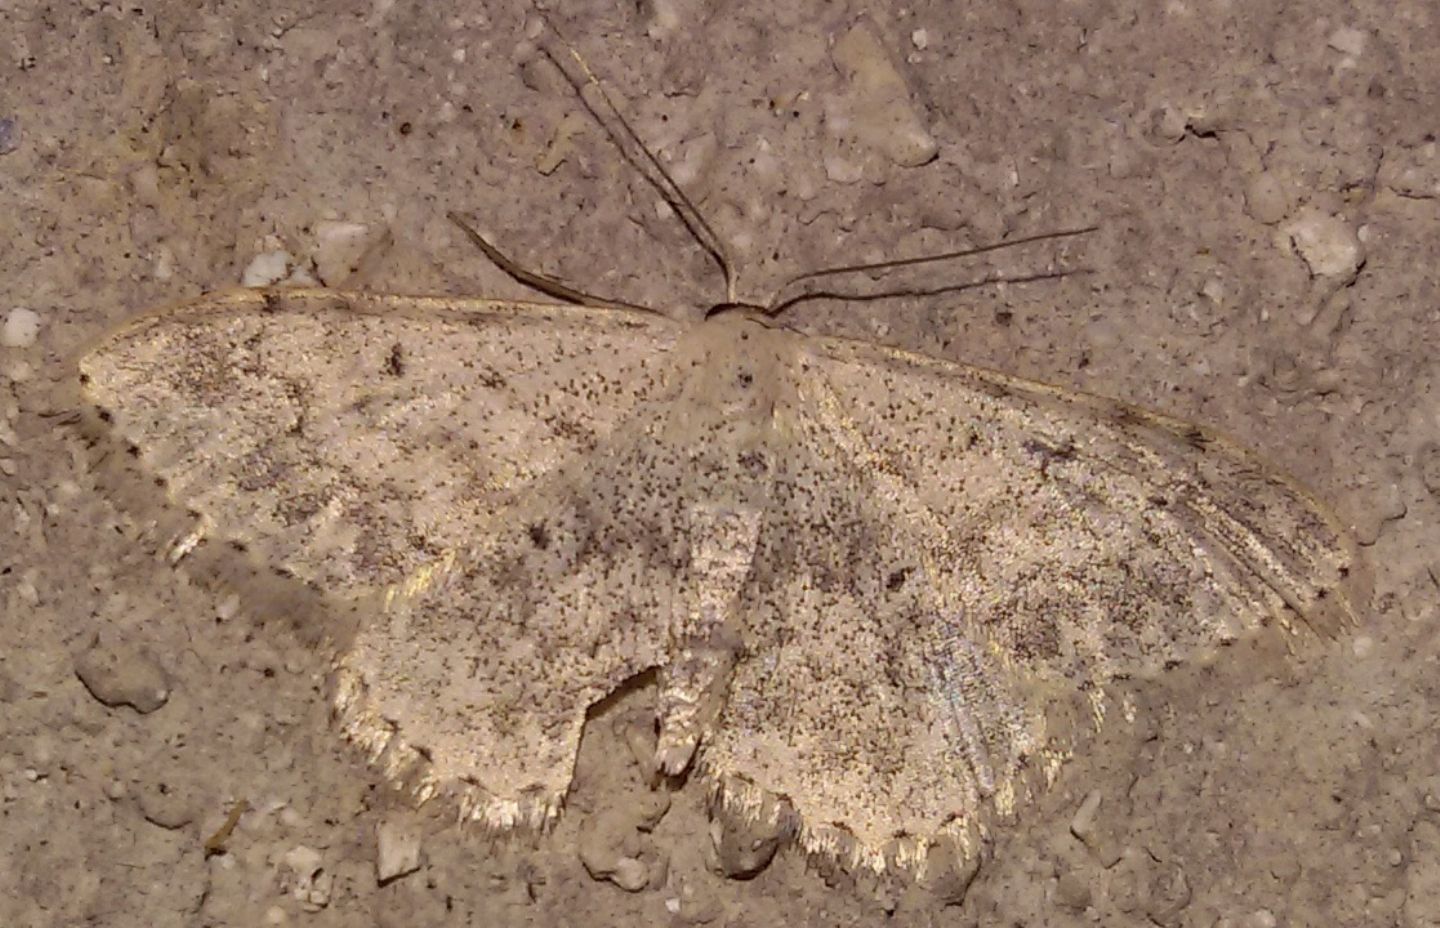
677,314,788,423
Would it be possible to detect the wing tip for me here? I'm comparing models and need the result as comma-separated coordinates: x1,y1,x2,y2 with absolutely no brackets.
1303,554,1372,640
1286,519,1371,641
65,379,355,651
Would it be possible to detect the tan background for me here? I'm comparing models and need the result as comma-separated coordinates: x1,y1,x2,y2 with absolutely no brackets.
2,0,1437,925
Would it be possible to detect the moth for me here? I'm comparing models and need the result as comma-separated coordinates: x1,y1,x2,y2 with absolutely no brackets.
70,39,1365,875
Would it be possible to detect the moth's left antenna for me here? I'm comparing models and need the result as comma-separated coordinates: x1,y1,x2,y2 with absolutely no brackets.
447,211,657,315
536,19,739,304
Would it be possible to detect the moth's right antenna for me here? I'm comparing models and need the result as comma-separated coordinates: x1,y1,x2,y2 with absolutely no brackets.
537,21,738,304
767,267,1094,318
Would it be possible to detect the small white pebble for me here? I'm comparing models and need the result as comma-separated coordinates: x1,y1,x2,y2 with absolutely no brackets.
312,221,373,287
53,481,82,504
153,246,176,281
1,308,41,348
823,154,863,184
263,905,288,925
126,163,161,206
30,736,53,768
1069,789,1103,843
0,459,15,476
217,593,241,622
1152,104,1189,143
646,0,680,36
1328,26,1366,57
911,28,929,50
1283,208,1364,281
1,359,33,382
241,250,293,288
375,818,424,883
611,856,650,892
1247,909,1278,928
1352,635,1374,658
